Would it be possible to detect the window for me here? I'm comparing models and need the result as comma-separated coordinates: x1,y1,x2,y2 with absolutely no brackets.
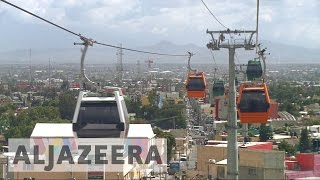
77,101,120,124
239,90,268,112
248,168,257,176
187,77,205,91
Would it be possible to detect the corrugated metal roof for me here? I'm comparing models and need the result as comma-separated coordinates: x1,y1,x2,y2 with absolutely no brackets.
127,124,155,138
31,123,74,138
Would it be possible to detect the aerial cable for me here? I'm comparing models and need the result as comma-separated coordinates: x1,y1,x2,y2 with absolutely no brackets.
94,41,188,57
0,0,189,57
208,49,219,78
199,0,229,29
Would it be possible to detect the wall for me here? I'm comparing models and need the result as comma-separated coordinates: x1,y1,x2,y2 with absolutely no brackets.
197,146,285,180
269,101,279,119
14,172,87,180
297,153,314,171
239,166,264,180
239,149,285,180
314,154,320,176
196,146,227,172
247,142,273,150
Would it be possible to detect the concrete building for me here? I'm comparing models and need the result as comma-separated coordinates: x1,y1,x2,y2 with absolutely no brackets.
4,123,160,180
196,141,285,180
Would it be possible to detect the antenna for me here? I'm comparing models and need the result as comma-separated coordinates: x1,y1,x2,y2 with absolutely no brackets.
116,44,124,83
49,58,51,89
136,60,141,80
29,48,32,91
256,0,260,54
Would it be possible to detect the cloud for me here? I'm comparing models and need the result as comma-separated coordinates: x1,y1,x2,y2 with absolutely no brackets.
151,27,168,35
0,0,319,49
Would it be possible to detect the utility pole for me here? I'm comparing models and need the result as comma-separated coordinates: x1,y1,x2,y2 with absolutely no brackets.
206,29,256,180
29,49,32,91
116,44,124,83
49,58,51,89
136,60,141,80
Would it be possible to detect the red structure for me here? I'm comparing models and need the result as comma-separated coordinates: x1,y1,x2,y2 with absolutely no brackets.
247,142,273,150
269,101,279,119
215,98,219,120
297,153,315,171
285,153,320,179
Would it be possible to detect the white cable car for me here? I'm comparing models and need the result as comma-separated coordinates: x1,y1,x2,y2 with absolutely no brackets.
72,88,129,138
72,38,129,138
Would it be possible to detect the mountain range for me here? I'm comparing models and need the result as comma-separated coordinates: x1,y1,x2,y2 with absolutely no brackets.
0,41,319,64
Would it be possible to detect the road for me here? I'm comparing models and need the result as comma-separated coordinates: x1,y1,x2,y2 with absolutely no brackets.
187,145,197,170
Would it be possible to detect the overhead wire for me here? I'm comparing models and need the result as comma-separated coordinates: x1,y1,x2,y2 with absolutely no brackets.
94,42,188,57
199,0,229,29
0,0,189,57
208,49,219,80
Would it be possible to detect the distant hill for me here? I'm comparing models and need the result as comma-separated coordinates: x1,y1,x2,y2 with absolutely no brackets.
0,41,319,64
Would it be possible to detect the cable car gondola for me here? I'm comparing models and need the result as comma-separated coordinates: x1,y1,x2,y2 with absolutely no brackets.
212,80,225,97
237,83,270,124
72,88,129,138
186,72,206,98
246,59,263,81
72,37,129,138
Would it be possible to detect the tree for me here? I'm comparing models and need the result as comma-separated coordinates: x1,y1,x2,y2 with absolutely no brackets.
278,140,296,156
31,99,42,107
299,128,311,153
60,80,70,91
4,106,69,140
153,128,176,162
42,99,59,107
58,92,76,120
259,124,273,142
125,97,143,117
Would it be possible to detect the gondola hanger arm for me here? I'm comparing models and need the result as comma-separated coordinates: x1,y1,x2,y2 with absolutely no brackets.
187,51,196,74
74,36,97,91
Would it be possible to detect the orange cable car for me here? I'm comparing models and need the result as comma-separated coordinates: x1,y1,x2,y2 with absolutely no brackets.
186,72,206,98
237,83,270,124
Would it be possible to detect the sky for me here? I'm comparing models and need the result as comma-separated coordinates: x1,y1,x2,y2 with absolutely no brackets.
0,0,319,51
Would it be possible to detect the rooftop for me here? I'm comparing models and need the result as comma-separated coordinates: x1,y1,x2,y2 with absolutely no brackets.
31,123,74,138
127,124,155,139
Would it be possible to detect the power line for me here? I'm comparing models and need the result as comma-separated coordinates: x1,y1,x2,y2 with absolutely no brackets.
209,49,219,79
208,49,217,66
95,42,188,57
0,0,189,57
200,0,229,29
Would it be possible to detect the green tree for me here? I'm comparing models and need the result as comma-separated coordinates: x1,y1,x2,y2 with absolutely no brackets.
125,97,143,117
60,80,70,91
299,128,311,153
153,128,176,162
278,140,296,156
4,106,69,140
42,99,59,107
58,92,76,120
31,99,42,107
148,90,159,107
259,124,273,142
